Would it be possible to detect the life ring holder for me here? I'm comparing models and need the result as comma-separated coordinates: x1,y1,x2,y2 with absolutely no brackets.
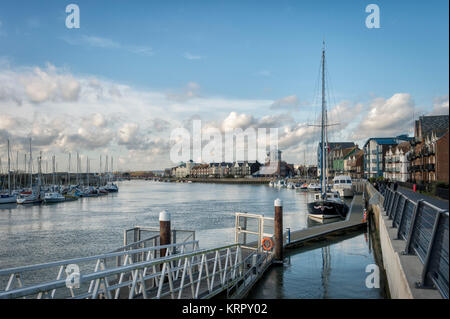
262,237,274,251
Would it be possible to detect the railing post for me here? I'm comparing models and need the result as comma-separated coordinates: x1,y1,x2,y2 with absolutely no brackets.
274,198,283,263
403,200,424,255
390,193,402,223
392,194,404,226
388,192,398,219
160,211,171,259
418,210,446,288
394,196,407,232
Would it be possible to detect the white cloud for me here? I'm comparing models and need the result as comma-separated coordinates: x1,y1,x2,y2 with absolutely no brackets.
183,52,204,60
270,95,300,110
352,93,415,140
61,35,153,56
430,95,449,115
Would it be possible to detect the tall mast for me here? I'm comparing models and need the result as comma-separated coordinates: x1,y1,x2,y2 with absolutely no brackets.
76,152,79,185
111,157,113,182
68,153,71,186
52,155,56,186
15,150,18,191
321,43,326,194
86,156,89,187
7,139,11,195
29,138,32,190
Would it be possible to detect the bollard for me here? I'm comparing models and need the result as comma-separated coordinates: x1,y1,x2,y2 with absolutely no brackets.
274,198,283,262
413,184,416,192
159,210,171,258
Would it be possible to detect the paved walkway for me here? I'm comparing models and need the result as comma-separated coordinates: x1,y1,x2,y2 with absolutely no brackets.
397,186,448,210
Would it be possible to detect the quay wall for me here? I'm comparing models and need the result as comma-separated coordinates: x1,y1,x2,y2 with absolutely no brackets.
364,183,442,299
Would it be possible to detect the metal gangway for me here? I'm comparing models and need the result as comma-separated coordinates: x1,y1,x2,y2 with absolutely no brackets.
0,218,274,299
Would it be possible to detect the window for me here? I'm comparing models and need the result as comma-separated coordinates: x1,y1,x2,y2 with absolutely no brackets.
346,180,352,184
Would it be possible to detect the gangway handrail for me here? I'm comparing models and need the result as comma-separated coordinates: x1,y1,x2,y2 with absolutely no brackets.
0,240,198,276
0,243,242,299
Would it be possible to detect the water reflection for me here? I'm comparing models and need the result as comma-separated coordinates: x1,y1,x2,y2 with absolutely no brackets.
0,181,319,269
247,230,384,299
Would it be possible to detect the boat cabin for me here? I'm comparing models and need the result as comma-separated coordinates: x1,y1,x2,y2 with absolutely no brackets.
314,192,340,201
333,175,352,187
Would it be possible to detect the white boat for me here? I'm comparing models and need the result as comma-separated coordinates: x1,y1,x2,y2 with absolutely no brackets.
17,191,42,204
269,181,274,187
287,182,295,189
44,192,66,203
0,140,16,205
275,180,286,188
0,194,17,204
104,182,119,192
307,183,321,191
332,175,354,198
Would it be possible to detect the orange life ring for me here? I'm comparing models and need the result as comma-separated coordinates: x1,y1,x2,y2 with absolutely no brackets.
262,237,274,251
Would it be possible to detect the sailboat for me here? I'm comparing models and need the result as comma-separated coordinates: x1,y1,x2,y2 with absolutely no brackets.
0,140,17,204
307,44,349,220
17,138,42,204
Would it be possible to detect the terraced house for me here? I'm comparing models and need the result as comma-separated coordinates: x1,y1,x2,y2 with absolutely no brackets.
384,142,411,182
330,146,360,176
408,115,449,183
363,135,412,178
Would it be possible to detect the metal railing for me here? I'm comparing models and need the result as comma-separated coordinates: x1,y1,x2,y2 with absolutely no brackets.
0,240,199,299
380,186,449,299
1,227,270,299
235,212,274,252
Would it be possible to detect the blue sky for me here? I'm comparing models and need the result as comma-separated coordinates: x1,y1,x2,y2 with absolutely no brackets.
0,0,448,169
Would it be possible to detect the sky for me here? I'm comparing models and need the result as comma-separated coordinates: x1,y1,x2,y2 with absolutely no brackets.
0,0,448,171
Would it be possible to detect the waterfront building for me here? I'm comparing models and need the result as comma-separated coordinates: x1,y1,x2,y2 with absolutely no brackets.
384,142,411,182
363,135,412,179
346,149,364,179
207,162,234,177
253,149,294,177
408,115,449,183
175,160,196,178
331,146,360,176
317,142,355,177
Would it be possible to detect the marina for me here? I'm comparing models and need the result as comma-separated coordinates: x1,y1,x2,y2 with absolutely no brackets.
0,1,448,304
0,180,379,299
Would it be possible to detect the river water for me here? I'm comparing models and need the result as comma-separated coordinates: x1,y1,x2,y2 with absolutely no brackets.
0,180,384,298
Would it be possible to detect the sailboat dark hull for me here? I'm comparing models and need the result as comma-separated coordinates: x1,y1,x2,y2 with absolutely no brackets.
307,200,349,219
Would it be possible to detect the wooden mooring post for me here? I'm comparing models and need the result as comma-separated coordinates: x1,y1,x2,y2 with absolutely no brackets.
274,198,283,263
159,211,171,258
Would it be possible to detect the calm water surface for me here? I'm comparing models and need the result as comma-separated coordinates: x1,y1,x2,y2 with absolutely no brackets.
0,180,383,298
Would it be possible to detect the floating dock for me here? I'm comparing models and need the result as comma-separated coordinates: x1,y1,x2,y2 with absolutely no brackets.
285,195,367,249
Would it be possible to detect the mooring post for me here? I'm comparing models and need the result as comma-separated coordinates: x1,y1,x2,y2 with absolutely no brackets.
274,198,283,262
159,210,171,258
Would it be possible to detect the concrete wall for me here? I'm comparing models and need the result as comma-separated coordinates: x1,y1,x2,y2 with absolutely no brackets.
365,183,442,299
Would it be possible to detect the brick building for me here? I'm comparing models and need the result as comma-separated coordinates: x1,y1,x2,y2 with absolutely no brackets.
408,115,449,183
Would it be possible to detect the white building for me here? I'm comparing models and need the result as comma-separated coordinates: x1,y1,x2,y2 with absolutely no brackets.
175,160,195,178
383,142,411,182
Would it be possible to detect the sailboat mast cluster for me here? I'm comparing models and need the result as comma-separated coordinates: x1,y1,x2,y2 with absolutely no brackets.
0,139,119,205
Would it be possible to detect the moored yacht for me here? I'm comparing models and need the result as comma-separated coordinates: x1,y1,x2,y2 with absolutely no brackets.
332,175,354,198
44,192,66,203
0,194,17,204
307,191,349,219
307,43,349,220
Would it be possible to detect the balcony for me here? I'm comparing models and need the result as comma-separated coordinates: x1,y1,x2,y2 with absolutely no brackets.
424,163,435,171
